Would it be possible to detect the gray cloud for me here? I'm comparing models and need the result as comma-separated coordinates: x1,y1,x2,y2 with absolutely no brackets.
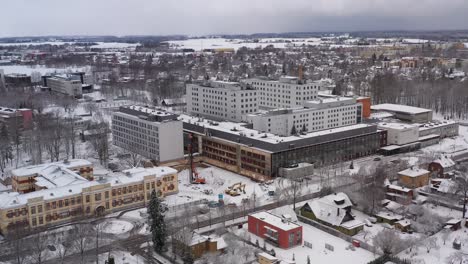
1,0,467,37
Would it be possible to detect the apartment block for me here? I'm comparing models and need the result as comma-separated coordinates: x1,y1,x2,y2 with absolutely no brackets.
244,76,321,109
112,106,184,162
186,80,258,122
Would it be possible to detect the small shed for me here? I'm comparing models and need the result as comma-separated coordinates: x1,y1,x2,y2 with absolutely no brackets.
394,219,411,232
445,219,462,231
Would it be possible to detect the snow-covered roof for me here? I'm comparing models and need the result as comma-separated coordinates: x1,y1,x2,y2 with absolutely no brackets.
395,219,411,227
375,211,403,221
371,104,432,115
387,184,412,193
433,155,456,169
398,167,430,178
0,181,100,209
12,159,92,177
11,161,91,189
106,167,177,186
180,114,372,145
378,122,418,130
304,192,353,226
258,252,278,261
340,219,364,229
250,211,301,231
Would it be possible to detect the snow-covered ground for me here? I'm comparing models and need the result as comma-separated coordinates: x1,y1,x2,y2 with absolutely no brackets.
232,220,378,264
165,166,271,206
92,250,145,264
397,225,468,264
0,64,90,75
100,219,134,234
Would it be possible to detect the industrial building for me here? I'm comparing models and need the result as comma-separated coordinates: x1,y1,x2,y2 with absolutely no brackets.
181,114,385,181
186,80,258,122
0,164,178,236
112,106,184,162
371,104,433,123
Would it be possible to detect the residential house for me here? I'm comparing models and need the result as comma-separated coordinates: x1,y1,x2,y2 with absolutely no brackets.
394,219,411,232
300,193,364,236
428,155,456,178
398,167,430,188
386,184,414,205
258,252,279,264
375,211,404,225
173,229,227,259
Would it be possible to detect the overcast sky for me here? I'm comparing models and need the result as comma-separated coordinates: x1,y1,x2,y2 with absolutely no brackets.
1,0,468,37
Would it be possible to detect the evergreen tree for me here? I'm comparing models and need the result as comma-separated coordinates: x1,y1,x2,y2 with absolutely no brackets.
107,256,115,264
307,255,311,264
148,189,167,253
349,161,354,170
291,125,297,136
301,124,307,133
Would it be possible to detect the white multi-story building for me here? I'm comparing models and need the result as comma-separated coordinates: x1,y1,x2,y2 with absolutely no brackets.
247,97,362,136
47,75,82,98
244,76,321,109
377,123,419,145
186,80,258,122
0,69,5,89
112,106,184,162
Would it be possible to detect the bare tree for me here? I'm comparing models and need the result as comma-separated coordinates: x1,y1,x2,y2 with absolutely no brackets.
89,122,110,167
421,236,439,253
277,175,304,210
29,229,51,264
72,223,94,264
373,229,404,255
452,167,468,218
52,231,74,264
445,251,467,264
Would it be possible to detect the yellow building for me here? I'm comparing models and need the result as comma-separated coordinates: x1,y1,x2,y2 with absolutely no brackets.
11,159,94,193
258,252,279,264
398,167,430,189
0,165,178,236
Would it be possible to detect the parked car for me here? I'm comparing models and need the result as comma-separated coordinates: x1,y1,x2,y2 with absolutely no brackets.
373,157,382,161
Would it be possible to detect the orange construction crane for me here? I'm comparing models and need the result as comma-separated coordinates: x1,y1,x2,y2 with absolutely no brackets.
188,133,206,184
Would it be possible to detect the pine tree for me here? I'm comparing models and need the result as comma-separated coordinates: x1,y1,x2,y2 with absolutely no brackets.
107,256,115,264
349,161,354,169
148,189,167,253
301,124,307,133
291,125,297,136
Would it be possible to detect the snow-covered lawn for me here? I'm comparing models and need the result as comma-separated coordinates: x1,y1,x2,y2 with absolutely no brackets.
165,166,271,207
91,250,145,264
398,225,468,264
101,220,134,234
232,223,378,264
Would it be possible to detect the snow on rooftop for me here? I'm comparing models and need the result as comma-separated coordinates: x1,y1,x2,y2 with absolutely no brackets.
371,104,432,115
125,105,173,116
0,181,100,209
250,211,301,231
12,159,92,177
433,155,456,169
304,192,353,226
398,167,430,177
180,114,372,144
378,122,418,130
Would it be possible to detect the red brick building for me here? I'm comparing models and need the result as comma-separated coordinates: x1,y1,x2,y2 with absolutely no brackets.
248,211,302,249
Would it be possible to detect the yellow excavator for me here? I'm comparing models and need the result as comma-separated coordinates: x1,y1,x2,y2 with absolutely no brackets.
225,182,246,196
